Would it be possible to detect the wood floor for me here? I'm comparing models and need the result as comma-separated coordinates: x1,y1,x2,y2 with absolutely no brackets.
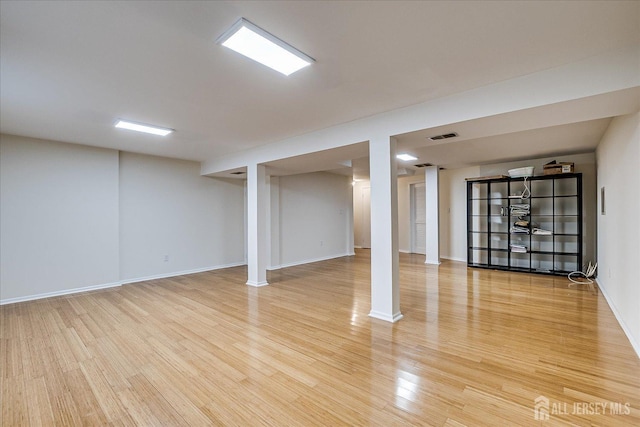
2,250,639,426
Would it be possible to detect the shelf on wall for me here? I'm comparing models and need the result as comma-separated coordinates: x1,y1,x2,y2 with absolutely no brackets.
466,173,583,277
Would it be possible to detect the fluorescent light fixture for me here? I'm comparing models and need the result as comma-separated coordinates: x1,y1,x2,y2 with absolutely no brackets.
397,153,418,161
115,119,173,136
216,18,314,76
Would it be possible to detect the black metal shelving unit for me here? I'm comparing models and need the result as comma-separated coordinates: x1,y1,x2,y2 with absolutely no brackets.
466,173,582,276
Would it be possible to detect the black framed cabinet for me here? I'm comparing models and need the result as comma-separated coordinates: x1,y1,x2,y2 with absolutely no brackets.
467,173,582,275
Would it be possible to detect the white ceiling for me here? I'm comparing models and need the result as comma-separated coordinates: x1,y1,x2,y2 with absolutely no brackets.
1,1,639,172
398,118,612,170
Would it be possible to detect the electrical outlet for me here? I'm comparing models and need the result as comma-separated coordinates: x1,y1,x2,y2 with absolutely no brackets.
164,255,169,262
320,241,323,246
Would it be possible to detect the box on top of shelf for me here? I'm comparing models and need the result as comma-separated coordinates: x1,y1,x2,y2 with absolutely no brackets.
508,166,534,178
543,161,574,175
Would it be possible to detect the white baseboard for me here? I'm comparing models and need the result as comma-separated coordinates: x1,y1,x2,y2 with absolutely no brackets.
369,310,404,323
441,256,466,263
0,261,246,306
596,278,640,359
268,252,352,271
246,280,269,287
120,262,245,285
0,281,122,305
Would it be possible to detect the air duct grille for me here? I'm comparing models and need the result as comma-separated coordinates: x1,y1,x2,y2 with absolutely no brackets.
428,132,458,141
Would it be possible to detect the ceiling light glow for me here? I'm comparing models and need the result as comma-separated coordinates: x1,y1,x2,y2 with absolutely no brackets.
397,153,418,161
217,18,314,76
115,120,173,136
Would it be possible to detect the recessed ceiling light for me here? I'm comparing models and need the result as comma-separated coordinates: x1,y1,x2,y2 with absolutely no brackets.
216,18,314,76
115,119,173,136
397,153,418,161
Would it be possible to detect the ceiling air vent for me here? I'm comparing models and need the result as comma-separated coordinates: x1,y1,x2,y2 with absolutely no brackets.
230,171,246,175
428,132,458,141
414,163,433,168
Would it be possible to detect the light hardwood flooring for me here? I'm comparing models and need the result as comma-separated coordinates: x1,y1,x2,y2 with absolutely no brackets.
2,250,639,426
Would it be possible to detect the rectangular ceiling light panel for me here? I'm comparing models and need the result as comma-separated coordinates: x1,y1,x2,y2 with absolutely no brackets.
397,153,418,161
217,18,314,76
115,120,173,136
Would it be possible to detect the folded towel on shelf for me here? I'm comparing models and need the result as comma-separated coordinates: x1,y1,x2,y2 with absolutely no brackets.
532,228,552,235
510,204,530,217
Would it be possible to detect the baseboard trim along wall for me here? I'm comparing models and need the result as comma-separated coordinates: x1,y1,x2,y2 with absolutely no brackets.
389,252,465,262
441,256,466,263
596,278,640,359
268,252,354,271
0,262,246,306
0,281,122,305
120,262,246,286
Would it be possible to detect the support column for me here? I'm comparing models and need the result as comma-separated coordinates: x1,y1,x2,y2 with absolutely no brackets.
425,165,441,265
368,136,402,322
246,163,269,287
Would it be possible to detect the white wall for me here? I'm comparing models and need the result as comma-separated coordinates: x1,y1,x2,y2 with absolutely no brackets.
365,168,479,258
478,152,597,264
0,135,246,303
119,152,245,282
439,166,481,261
366,152,597,263
397,174,425,253
1,134,120,301
356,175,422,253
272,172,353,269
352,180,370,248
595,112,640,356
268,176,280,267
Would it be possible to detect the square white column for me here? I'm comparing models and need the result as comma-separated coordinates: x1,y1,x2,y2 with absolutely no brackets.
425,166,441,265
246,163,269,287
368,136,402,322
